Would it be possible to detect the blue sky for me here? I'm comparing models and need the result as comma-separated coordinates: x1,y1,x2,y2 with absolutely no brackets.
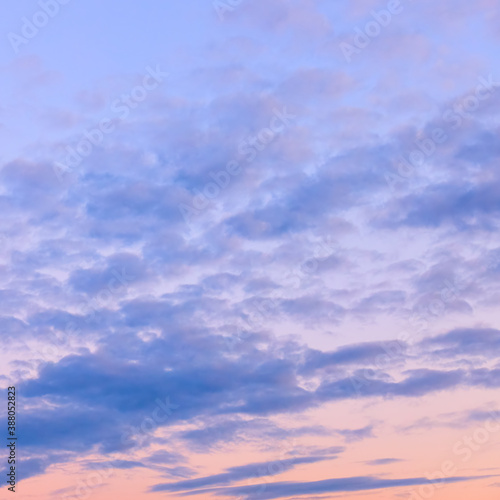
1,1,500,499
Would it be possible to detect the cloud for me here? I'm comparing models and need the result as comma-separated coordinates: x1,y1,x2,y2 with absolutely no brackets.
335,425,374,442
179,417,326,451
302,340,407,374
11,320,500,480
152,455,335,492
365,458,403,466
145,450,186,465
1,0,500,498
421,328,500,358
203,474,495,499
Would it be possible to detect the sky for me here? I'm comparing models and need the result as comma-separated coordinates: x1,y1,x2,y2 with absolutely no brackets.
0,0,500,499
